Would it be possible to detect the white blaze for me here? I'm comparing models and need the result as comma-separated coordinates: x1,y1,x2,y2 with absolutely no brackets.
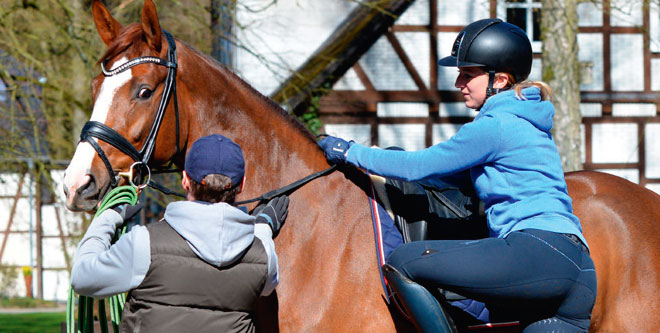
63,57,132,202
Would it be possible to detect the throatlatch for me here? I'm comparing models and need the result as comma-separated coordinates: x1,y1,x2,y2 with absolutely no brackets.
80,30,182,196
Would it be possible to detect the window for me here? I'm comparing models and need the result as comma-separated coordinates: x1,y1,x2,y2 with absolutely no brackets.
498,0,542,52
651,1,660,52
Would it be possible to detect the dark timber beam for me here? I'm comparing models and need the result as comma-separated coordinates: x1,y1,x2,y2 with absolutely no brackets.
270,0,415,115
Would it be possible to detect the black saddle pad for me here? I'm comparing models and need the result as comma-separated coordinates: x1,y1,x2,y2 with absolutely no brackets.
382,176,488,243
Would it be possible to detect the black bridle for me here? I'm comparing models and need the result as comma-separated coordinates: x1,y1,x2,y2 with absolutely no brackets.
80,30,182,196
80,30,338,204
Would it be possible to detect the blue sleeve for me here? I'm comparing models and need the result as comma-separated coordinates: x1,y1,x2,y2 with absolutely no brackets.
70,210,151,298
420,168,472,190
345,116,501,182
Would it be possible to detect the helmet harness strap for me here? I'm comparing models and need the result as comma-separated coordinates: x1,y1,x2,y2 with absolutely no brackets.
485,69,498,99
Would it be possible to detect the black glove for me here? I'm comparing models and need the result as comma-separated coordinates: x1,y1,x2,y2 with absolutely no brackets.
252,195,289,237
112,202,145,221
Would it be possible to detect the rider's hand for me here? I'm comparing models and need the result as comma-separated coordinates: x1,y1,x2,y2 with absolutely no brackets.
252,195,289,237
112,202,145,221
318,136,353,165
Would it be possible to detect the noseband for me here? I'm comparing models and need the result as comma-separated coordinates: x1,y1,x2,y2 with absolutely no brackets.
79,30,338,203
80,31,181,193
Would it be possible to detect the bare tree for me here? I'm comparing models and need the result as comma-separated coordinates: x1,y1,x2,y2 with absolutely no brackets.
541,0,582,171
0,0,296,214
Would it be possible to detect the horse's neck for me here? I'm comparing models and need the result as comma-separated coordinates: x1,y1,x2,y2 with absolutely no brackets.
177,45,330,201
176,48,399,330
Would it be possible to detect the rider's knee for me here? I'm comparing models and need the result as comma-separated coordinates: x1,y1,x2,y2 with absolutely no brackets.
386,243,411,270
555,282,595,331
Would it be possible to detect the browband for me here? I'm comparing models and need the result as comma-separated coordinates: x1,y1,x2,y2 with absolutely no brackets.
101,56,176,77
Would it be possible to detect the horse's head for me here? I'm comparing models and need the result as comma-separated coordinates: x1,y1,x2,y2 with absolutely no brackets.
63,0,182,211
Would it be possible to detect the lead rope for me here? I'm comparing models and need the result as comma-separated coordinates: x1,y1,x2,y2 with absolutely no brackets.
67,186,139,333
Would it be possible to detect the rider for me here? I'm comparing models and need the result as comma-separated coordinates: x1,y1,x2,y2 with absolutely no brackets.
319,18,596,332
71,134,289,332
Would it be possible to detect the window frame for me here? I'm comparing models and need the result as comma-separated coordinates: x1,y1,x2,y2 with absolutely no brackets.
497,0,542,53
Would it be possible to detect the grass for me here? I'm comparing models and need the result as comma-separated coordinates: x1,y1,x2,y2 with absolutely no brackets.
0,297,59,308
0,312,66,332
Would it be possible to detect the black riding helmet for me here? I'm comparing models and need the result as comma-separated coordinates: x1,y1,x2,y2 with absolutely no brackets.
439,18,532,97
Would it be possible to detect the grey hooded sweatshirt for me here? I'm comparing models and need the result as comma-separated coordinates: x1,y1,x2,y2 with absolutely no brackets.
70,200,278,298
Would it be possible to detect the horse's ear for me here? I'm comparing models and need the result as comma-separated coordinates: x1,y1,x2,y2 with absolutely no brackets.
92,0,122,46
141,0,163,52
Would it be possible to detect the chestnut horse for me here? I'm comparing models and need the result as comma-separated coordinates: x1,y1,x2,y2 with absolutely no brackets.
63,1,660,331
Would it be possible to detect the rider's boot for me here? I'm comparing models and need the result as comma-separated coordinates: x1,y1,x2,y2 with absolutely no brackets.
383,264,453,333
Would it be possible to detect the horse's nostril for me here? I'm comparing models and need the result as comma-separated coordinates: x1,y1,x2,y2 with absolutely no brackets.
63,183,69,198
79,175,97,199
73,174,96,202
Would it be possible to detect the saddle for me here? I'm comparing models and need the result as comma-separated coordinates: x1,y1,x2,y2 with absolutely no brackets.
370,173,487,243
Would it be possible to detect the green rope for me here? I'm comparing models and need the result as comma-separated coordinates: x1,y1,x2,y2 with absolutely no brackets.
66,285,75,333
76,292,84,333
66,186,139,333
98,300,108,333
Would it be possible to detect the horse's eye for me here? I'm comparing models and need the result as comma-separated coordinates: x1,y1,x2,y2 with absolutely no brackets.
137,88,153,99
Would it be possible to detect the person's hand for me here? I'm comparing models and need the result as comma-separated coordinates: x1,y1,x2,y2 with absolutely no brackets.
318,136,353,164
111,202,145,221
252,195,289,237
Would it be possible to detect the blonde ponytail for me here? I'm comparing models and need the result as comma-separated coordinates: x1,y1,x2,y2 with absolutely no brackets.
513,80,553,101
495,72,553,101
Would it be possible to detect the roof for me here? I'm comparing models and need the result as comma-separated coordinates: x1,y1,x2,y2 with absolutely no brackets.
0,50,50,167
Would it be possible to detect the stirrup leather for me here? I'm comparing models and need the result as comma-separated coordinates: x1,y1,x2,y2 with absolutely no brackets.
383,264,453,333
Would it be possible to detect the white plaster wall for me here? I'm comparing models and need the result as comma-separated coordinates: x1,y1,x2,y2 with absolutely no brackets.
235,0,358,96
0,170,84,301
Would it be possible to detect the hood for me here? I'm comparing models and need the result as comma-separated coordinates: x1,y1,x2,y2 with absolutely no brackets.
478,86,554,132
164,200,255,267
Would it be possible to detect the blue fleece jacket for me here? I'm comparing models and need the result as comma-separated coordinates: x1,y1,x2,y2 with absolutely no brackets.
346,87,587,247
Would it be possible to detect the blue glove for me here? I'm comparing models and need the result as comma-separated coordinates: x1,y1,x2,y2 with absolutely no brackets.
318,136,353,164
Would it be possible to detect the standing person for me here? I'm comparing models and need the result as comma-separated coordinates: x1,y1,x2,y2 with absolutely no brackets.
71,134,289,333
319,18,596,332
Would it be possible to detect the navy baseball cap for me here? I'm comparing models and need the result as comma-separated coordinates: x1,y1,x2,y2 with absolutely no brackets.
185,134,245,186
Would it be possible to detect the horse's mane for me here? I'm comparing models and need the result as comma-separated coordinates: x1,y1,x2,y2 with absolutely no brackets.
182,40,319,145
97,23,319,145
